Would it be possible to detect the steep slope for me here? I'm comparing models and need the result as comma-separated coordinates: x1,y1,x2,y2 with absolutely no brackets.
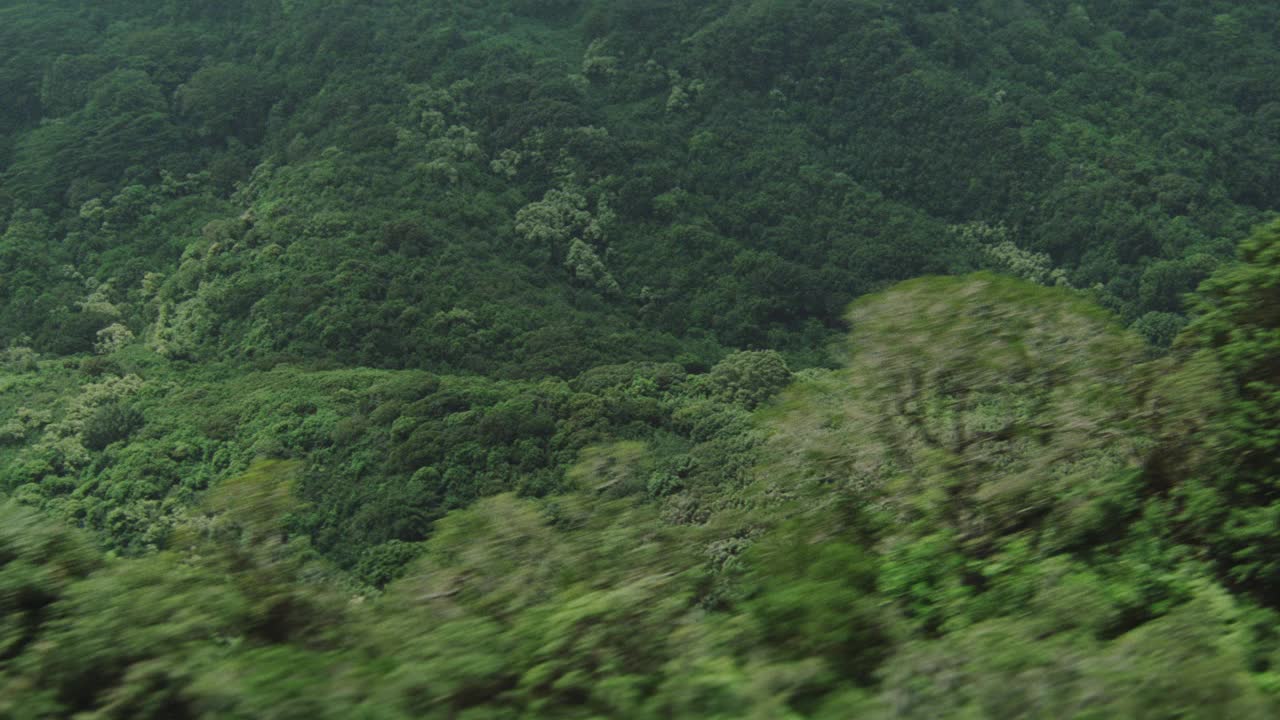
2,0,1277,371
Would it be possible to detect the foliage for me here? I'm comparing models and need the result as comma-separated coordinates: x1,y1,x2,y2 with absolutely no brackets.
0,0,1279,716
2,0,1273,368
0,268,1278,716
1162,221,1280,602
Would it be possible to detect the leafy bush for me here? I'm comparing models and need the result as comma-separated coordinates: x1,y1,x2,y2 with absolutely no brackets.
81,400,144,451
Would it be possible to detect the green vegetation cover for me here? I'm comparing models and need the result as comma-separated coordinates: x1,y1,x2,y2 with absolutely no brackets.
1,1,1278,717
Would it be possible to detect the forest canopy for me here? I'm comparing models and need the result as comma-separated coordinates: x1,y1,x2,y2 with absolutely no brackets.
1,0,1279,717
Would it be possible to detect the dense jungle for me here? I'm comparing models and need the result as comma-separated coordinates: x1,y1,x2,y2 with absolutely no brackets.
1,0,1279,717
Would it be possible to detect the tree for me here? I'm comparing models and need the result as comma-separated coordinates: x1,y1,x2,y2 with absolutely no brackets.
706,350,792,409
1170,221,1280,602
761,274,1149,629
177,63,274,143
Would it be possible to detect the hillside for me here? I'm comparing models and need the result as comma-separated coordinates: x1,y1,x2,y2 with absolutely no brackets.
1,1,1279,717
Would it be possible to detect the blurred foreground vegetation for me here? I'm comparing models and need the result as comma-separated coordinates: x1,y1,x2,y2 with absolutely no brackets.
2,0,1280,717
5,237,1280,716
